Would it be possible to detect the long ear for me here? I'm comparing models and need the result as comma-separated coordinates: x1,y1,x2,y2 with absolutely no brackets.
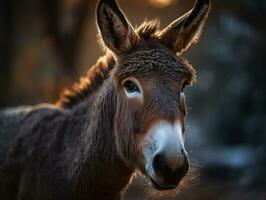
96,0,139,54
159,0,211,54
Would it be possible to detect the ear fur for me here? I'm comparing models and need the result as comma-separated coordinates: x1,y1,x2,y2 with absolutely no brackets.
96,0,139,54
159,0,211,53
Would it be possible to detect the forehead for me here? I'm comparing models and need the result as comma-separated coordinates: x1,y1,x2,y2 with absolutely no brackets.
115,48,195,82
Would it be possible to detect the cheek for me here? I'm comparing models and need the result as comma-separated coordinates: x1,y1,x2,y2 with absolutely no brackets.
133,112,158,153
133,115,150,143
180,93,188,134
179,93,187,116
176,114,186,138
134,115,159,142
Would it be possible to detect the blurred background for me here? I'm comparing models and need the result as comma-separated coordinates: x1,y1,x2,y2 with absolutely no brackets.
0,0,265,199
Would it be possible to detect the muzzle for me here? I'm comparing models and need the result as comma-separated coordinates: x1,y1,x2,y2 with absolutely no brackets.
143,120,189,190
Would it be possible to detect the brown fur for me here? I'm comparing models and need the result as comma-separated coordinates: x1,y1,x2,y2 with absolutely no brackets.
57,52,115,108
0,0,210,200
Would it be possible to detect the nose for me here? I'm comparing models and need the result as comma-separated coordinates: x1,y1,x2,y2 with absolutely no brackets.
144,120,189,190
151,149,189,188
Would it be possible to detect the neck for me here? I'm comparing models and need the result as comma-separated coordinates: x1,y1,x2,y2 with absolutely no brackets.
65,79,134,200
57,52,115,108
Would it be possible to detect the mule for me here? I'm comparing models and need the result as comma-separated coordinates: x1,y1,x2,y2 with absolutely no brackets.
0,0,210,199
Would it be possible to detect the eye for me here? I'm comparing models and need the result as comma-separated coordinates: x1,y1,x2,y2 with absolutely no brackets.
123,79,142,98
123,80,140,93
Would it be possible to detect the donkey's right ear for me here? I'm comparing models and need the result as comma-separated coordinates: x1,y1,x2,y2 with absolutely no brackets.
97,0,139,54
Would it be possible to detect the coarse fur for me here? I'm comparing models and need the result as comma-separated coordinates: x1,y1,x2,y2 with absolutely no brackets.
0,0,211,199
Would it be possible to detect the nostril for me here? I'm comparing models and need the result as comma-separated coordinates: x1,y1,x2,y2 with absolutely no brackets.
181,148,184,155
151,151,189,186
152,153,167,177
152,150,188,176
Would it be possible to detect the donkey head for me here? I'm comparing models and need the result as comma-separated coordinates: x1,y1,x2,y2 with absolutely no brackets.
97,0,210,191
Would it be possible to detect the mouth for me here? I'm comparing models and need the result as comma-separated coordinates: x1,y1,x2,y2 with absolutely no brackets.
146,169,178,191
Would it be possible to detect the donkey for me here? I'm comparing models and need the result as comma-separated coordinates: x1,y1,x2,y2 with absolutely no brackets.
0,0,210,199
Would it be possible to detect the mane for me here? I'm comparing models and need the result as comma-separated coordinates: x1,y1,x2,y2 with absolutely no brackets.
56,52,115,108
56,20,161,108
136,19,160,39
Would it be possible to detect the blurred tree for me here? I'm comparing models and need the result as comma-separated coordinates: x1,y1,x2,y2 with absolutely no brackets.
43,0,93,78
0,0,14,106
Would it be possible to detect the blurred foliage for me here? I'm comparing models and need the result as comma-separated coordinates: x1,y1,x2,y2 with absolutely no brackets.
0,0,265,199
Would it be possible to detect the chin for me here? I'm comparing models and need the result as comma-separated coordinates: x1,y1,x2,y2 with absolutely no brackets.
145,178,186,199
149,178,180,191
142,167,197,199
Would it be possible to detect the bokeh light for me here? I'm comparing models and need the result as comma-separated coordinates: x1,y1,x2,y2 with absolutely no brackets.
149,0,178,8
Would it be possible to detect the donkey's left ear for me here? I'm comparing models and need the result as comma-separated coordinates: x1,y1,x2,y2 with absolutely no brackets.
159,0,211,54
96,0,139,54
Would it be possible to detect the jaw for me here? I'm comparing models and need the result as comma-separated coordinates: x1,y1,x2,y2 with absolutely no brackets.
133,170,187,200
136,162,183,192
146,170,177,190
134,167,193,200
133,119,191,195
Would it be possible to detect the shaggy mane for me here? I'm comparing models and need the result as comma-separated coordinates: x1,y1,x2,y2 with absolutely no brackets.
136,19,160,39
56,53,115,108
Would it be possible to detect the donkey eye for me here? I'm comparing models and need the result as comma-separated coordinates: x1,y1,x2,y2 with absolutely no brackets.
123,80,140,94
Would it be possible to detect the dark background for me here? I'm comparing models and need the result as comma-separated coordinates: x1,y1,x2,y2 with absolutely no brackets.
0,0,265,199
